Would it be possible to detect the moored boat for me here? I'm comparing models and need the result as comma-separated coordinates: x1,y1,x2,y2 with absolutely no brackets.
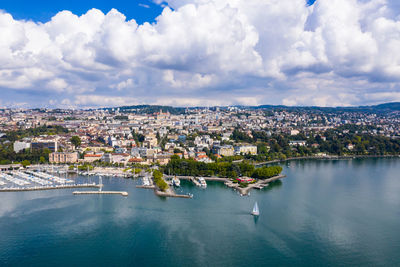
172,176,181,187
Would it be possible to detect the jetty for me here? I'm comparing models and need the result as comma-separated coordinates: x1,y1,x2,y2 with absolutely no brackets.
154,190,192,198
136,185,156,189
225,175,286,195
0,183,100,192
190,177,202,187
73,191,128,197
165,175,228,182
166,174,286,196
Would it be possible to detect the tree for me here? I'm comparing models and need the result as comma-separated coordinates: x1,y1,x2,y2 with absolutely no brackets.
21,160,31,168
70,136,81,149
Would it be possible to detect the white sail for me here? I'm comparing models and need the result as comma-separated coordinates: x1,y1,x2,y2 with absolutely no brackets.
252,202,260,216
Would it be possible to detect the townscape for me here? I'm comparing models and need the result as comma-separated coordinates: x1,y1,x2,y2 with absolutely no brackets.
1,103,399,171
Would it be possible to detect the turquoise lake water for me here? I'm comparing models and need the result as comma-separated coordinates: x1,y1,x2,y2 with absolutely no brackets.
1,158,400,266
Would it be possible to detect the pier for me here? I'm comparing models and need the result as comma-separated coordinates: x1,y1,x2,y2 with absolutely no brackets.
166,174,286,196
190,177,202,187
136,185,156,189
73,191,128,197
154,190,192,198
0,183,100,192
225,175,287,195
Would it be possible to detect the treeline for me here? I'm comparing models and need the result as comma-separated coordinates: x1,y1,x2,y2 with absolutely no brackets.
2,125,69,142
252,166,283,179
0,125,68,164
164,157,282,179
153,170,169,191
0,143,48,165
230,125,400,162
114,105,186,115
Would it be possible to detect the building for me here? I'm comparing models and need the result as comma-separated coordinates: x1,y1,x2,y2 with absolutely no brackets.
234,145,257,155
289,140,307,146
13,141,31,153
237,177,255,183
143,135,158,148
83,154,102,163
347,143,355,150
195,154,214,163
290,130,300,135
49,152,78,163
149,153,172,165
31,140,58,152
213,145,235,157
102,153,131,165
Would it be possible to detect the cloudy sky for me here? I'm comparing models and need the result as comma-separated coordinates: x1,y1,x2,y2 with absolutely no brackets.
1,0,400,108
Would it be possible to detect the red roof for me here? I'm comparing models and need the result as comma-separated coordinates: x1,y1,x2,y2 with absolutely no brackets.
112,153,130,156
129,158,143,162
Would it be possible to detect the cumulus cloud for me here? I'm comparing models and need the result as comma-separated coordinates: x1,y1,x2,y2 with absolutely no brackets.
1,0,400,107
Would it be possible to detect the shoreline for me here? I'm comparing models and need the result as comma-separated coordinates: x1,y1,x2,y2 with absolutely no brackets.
254,154,400,166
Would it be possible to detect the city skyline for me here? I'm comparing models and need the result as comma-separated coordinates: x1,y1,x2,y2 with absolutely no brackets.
1,0,400,108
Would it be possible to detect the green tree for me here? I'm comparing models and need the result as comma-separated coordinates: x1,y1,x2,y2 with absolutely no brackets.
21,160,31,168
70,136,81,149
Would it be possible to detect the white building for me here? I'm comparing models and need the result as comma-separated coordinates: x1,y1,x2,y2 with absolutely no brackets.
13,141,31,153
234,145,258,155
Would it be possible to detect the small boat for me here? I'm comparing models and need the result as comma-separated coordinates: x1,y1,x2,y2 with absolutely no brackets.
251,202,260,216
172,176,181,187
197,177,207,188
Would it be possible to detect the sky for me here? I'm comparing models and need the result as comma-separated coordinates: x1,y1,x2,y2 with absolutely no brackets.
1,0,400,108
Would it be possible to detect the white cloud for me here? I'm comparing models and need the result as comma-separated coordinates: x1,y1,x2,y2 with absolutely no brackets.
73,95,139,107
139,4,151,9
1,1,400,107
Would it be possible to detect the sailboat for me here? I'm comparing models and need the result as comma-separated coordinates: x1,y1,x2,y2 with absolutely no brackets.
251,202,260,216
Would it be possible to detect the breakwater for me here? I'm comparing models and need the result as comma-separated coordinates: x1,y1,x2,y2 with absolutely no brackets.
0,183,100,192
154,190,192,198
73,191,128,196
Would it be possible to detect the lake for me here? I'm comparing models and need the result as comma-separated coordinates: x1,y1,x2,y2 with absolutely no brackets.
1,158,400,266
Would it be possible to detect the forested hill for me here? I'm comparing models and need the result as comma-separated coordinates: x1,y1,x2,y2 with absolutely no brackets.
101,105,187,115
99,102,400,114
253,102,400,113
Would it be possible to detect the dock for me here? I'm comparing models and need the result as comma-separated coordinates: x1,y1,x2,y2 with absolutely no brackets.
190,177,202,187
225,175,287,195
136,185,156,189
0,183,100,192
154,190,192,198
73,191,128,196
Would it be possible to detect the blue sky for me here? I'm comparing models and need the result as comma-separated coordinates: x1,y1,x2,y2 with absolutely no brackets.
0,0,163,24
1,0,400,108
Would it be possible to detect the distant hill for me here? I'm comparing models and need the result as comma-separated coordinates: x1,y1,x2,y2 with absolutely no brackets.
253,102,400,113
369,102,400,111
102,105,187,115
102,102,400,114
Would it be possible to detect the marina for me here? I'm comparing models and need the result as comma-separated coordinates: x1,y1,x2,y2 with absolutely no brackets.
0,170,100,192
